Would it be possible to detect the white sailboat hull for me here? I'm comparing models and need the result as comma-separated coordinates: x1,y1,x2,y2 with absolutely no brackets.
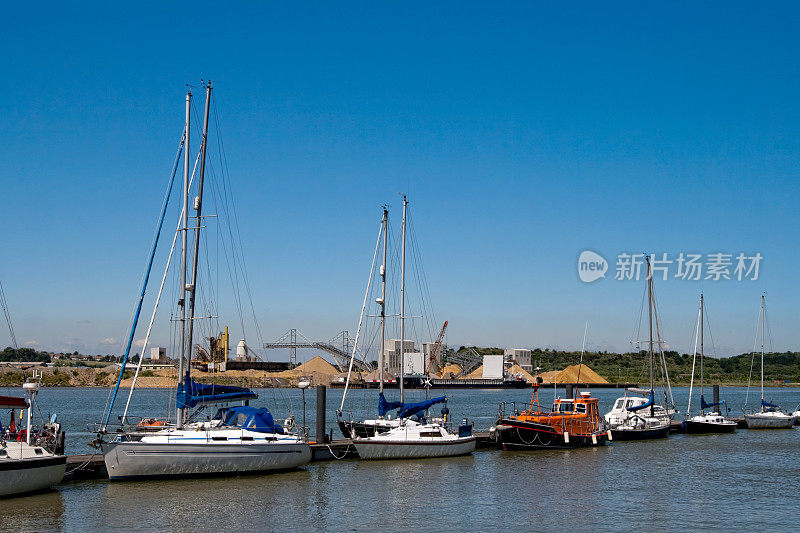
0,456,66,497
745,412,796,429
354,437,476,459
101,441,311,480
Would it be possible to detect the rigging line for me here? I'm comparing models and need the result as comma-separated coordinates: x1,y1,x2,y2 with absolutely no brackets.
340,216,383,411
688,302,701,415
744,306,761,412
0,281,18,350
101,134,184,431
212,101,291,412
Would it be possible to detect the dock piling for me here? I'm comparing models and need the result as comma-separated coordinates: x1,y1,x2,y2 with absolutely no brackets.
316,385,327,444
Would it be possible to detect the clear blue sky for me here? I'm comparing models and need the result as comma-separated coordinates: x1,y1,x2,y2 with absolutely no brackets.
2,2,798,358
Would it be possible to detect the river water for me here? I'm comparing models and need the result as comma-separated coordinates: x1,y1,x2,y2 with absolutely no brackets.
2,385,799,531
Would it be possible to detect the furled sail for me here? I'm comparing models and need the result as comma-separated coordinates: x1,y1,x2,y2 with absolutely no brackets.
398,396,446,419
176,372,257,409
378,392,404,417
700,395,723,410
627,390,654,412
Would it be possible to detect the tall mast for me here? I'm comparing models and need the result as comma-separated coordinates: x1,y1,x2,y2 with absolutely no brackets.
378,206,388,394
399,195,407,404
761,294,765,403
182,81,212,428
700,293,704,411
647,256,654,415
176,88,191,427
647,256,654,392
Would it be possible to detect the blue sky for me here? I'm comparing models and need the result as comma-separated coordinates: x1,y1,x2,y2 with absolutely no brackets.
1,2,798,358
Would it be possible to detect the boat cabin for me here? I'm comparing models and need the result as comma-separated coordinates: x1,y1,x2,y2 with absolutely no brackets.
517,391,604,437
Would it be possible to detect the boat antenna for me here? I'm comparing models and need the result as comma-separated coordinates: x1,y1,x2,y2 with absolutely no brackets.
576,320,588,388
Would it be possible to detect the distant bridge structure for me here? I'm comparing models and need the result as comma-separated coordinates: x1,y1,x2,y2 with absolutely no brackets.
262,329,374,373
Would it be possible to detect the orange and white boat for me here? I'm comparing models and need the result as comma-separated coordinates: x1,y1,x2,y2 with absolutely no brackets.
492,377,610,449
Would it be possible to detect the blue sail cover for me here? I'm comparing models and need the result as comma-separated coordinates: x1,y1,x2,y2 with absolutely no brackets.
398,396,446,419
176,373,257,409
378,392,404,417
762,399,781,409
222,406,284,434
700,395,724,410
627,391,654,412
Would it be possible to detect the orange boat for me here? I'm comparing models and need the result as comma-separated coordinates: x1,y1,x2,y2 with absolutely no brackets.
493,377,610,449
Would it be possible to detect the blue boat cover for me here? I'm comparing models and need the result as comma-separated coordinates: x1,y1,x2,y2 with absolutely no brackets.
398,396,446,419
700,395,724,410
627,390,654,412
762,399,781,409
378,392,404,417
176,372,258,409
222,406,284,434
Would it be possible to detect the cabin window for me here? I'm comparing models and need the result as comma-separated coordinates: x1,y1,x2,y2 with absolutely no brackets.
575,404,587,414
212,436,228,441
625,400,636,409
614,399,624,409
421,431,441,437
241,436,254,441
561,403,574,413
551,404,559,412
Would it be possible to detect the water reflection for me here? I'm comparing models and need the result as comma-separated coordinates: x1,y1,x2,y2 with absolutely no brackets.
0,489,64,530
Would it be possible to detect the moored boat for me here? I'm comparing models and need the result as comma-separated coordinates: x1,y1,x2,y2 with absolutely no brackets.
97,83,310,479
682,293,737,435
492,376,609,450
744,295,795,430
1,377,66,497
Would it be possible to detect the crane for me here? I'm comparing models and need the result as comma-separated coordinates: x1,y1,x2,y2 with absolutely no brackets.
426,321,448,376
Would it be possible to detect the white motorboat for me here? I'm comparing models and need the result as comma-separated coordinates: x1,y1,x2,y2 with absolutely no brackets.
98,83,310,479
353,419,475,459
1,378,66,497
744,295,795,429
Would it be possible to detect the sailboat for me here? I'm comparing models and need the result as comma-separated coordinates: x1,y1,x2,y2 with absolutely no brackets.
337,206,403,439
351,196,476,459
683,294,736,434
0,375,66,497
604,255,674,440
98,83,310,479
744,294,795,429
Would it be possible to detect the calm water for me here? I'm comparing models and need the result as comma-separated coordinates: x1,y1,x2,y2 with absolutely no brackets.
2,385,799,531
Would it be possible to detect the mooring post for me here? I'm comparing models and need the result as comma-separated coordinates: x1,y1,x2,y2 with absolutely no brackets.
316,385,327,444
713,384,720,410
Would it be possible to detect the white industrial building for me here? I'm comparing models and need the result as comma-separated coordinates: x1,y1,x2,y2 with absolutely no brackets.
384,339,416,374
482,355,505,379
150,347,166,361
504,348,532,371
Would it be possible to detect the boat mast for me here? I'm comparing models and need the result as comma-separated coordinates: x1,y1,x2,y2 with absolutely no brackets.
647,255,654,415
181,82,212,428
760,294,765,405
176,88,191,428
378,206,388,394
399,195,407,405
700,293,704,412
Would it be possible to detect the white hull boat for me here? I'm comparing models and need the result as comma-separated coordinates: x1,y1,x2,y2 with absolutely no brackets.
745,412,796,429
102,435,310,479
102,419,311,480
1,379,67,497
0,444,66,497
354,421,476,460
